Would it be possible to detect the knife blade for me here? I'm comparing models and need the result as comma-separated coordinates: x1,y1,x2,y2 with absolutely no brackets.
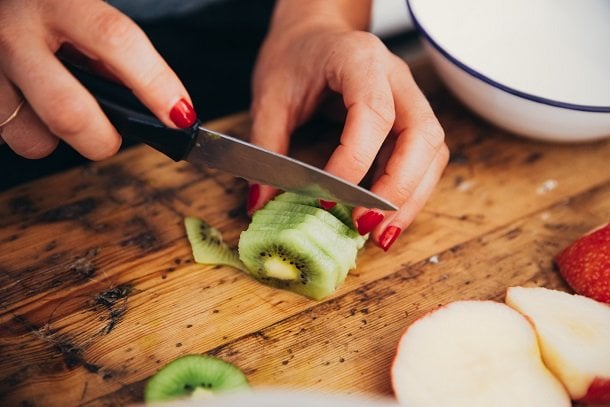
187,128,397,210
66,63,397,210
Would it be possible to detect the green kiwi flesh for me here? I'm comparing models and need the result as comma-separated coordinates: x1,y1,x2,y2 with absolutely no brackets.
184,193,366,300
144,354,249,402
272,192,357,229
184,217,246,271
237,192,366,300
238,228,339,300
247,211,360,285
260,201,365,248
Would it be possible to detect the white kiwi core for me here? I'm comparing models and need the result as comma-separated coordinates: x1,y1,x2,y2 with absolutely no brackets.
190,387,215,400
264,257,300,280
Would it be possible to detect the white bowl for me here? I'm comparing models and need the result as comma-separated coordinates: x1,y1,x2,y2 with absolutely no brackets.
406,0,610,142
149,390,399,407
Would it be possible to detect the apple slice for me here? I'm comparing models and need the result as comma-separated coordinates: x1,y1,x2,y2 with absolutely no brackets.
555,221,610,304
391,301,569,406
506,286,610,404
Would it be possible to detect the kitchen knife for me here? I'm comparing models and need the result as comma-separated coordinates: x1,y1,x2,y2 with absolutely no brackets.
67,64,397,211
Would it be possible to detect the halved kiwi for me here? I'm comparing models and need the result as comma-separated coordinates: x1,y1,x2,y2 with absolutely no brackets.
144,354,249,402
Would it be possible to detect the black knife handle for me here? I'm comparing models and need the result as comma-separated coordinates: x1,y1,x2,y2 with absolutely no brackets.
65,63,199,161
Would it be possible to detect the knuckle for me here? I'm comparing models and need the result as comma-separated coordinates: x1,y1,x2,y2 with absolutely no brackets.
347,150,372,174
0,29,19,61
394,180,417,201
438,142,450,166
342,32,387,65
351,31,385,51
137,67,171,97
419,119,445,151
390,53,411,71
88,135,121,161
20,138,58,159
45,93,90,138
92,9,137,51
363,95,396,132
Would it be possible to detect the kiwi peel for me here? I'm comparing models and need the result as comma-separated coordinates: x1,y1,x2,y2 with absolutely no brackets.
184,216,246,271
144,354,249,403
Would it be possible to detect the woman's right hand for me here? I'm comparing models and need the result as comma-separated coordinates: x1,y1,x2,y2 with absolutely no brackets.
0,0,196,160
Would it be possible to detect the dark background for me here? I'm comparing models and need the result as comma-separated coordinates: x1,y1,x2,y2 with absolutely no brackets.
0,0,416,191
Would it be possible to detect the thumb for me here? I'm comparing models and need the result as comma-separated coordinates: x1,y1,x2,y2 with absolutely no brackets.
246,93,295,215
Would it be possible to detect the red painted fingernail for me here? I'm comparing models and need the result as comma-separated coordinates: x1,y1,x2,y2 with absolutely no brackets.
319,200,336,210
379,226,402,252
247,184,261,215
356,210,384,235
170,98,197,128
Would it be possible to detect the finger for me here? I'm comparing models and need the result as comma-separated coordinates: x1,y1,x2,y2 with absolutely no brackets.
375,144,449,251
324,38,395,185
247,85,296,215
1,36,121,160
352,57,445,232
49,0,195,128
1,102,59,159
57,43,122,83
0,69,59,157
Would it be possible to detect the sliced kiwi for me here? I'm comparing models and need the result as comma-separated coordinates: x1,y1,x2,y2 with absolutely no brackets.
238,228,340,300
184,217,246,271
247,211,359,285
185,192,367,301
328,203,358,230
237,192,367,299
262,201,354,235
272,191,319,207
272,191,358,230
144,354,249,403
256,201,366,255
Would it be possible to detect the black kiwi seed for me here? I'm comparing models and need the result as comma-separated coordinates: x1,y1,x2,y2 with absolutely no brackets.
144,355,249,403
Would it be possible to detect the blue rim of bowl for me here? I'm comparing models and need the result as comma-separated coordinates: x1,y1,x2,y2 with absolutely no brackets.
406,1,610,113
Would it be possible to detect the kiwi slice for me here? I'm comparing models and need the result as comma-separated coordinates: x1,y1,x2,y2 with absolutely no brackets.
272,191,357,230
260,201,365,247
144,354,249,402
237,192,367,299
184,217,246,271
238,228,339,300
328,203,358,230
248,211,359,285
271,191,319,207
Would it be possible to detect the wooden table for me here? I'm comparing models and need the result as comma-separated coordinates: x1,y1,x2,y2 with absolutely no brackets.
1,57,609,406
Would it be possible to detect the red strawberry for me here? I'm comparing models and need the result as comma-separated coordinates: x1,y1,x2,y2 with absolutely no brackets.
555,222,610,304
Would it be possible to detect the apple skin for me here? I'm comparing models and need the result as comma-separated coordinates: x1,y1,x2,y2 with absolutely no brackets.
555,221,610,304
506,287,610,404
578,377,610,404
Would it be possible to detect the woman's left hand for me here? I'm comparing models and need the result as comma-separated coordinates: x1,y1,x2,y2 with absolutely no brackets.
248,1,448,252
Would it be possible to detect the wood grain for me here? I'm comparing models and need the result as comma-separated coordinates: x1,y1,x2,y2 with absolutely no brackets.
1,58,609,406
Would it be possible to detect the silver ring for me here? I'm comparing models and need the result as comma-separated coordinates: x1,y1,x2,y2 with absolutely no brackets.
0,98,25,131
